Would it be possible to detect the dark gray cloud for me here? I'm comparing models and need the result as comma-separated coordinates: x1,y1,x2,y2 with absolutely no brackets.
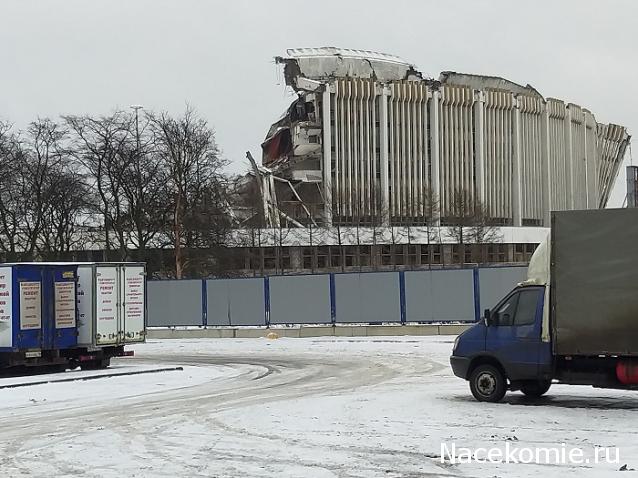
0,0,635,205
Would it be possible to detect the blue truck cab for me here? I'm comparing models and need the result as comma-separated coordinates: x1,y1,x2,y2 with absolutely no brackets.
451,284,553,402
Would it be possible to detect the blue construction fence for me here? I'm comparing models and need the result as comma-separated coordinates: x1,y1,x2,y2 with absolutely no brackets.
147,266,528,327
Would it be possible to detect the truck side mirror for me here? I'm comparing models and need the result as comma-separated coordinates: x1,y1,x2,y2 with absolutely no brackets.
484,308,492,325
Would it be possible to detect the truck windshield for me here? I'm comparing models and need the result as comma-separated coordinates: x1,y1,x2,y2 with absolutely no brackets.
514,289,539,326
495,288,540,327
496,295,518,326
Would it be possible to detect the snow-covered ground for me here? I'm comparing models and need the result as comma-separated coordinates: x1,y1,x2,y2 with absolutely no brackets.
0,336,636,477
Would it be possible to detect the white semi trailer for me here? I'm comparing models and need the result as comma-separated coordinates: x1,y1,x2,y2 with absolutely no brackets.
74,262,146,368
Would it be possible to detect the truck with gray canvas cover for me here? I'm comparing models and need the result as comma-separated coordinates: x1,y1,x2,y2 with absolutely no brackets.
451,208,638,402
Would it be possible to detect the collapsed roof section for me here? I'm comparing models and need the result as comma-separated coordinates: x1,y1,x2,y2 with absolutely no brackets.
439,71,543,98
276,47,423,88
263,47,425,168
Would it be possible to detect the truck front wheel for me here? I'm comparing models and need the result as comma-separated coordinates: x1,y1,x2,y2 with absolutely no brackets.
469,364,507,402
520,380,551,398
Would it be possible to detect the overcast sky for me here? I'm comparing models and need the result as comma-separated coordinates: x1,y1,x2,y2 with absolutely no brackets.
0,0,635,206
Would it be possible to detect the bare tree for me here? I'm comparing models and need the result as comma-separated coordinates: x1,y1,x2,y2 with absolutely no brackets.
422,187,441,269
149,106,229,278
65,111,171,262
19,119,70,257
118,114,170,260
0,119,94,260
0,122,23,258
64,112,133,259
446,188,501,263
37,167,95,257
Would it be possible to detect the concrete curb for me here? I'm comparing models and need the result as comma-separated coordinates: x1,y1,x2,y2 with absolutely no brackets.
147,324,471,340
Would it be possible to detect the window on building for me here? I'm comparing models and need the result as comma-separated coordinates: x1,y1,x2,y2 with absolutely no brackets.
431,245,442,264
248,248,261,271
407,245,419,266
302,247,314,270
421,245,442,265
329,246,342,268
359,246,371,267
499,245,507,262
420,245,430,265
487,245,498,263
263,247,277,270
280,248,291,270
488,244,507,263
451,245,462,264
381,245,393,266
344,246,356,267
394,245,405,266
464,245,473,264
317,246,329,269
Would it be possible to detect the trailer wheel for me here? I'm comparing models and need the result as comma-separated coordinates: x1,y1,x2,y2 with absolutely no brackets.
469,364,507,402
520,380,551,398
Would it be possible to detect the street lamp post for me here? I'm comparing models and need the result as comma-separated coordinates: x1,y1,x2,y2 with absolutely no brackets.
130,105,143,152
129,105,144,262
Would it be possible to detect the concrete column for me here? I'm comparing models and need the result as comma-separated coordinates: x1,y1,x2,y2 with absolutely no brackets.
584,112,597,209
564,105,574,209
429,90,441,226
511,95,523,227
379,86,390,226
473,90,486,205
540,103,552,226
322,87,333,226
627,166,638,208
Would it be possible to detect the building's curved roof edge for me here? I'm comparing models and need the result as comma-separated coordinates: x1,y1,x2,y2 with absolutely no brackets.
439,71,543,98
285,47,413,67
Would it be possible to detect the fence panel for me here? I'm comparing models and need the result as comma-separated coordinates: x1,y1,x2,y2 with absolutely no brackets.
148,267,530,328
147,279,203,327
478,266,528,312
269,274,332,325
206,278,266,326
334,272,400,323
404,269,475,322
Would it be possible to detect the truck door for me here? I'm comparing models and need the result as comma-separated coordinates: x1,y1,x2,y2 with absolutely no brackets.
486,287,544,380
120,265,146,344
95,266,120,345
16,266,43,349
52,268,77,349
